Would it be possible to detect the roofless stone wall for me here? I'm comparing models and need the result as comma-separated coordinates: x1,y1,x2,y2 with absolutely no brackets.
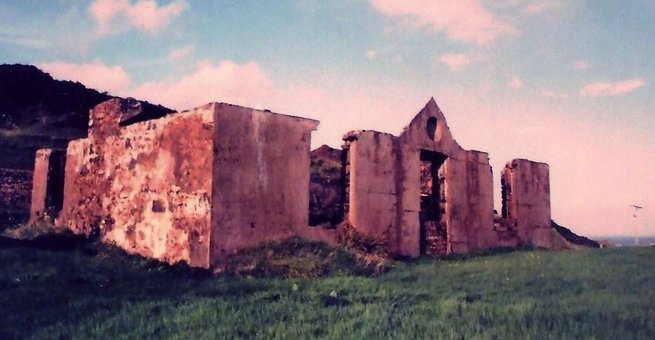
342,99,497,257
31,96,565,268
58,100,214,266
501,159,553,248
54,99,318,269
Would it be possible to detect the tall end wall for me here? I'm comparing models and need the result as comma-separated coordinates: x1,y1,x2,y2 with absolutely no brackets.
210,103,318,268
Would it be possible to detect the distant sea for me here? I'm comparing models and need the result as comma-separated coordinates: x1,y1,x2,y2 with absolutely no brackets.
593,236,655,247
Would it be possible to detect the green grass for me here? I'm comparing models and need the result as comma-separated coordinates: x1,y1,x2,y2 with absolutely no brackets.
1,236,654,339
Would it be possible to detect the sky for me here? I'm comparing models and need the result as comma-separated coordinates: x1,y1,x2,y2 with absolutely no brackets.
1,0,654,237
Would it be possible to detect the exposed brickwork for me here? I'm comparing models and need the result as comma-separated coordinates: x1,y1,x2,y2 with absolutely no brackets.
48,99,318,269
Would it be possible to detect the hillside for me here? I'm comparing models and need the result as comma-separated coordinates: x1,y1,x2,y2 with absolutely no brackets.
0,64,173,170
0,236,653,339
0,64,173,229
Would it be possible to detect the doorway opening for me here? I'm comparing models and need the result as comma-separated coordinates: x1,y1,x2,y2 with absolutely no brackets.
46,150,66,217
419,150,448,255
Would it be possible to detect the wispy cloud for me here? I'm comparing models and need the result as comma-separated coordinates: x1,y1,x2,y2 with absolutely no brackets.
524,0,552,14
507,75,522,88
88,0,188,35
439,53,471,71
0,29,50,49
493,0,561,14
580,78,645,97
540,90,569,99
574,60,590,70
369,0,515,45
168,45,194,61
37,60,131,94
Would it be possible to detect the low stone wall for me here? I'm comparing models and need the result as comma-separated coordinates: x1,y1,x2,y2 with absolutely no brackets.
0,168,32,230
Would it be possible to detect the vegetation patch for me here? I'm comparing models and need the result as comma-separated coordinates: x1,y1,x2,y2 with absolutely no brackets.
224,236,392,278
1,231,654,339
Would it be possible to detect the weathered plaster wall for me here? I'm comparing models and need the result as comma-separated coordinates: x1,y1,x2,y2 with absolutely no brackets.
441,151,496,253
345,99,497,257
501,159,552,248
400,100,496,255
345,131,400,252
58,99,214,267
210,103,318,267
29,149,66,221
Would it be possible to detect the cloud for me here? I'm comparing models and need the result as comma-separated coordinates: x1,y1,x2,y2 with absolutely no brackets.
366,50,378,59
524,1,552,14
438,53,471,71
0,30,50,50
129,60,273,110
508,75,522,88
540,90,569,99
574,60,590,70
37,60,131,94
168,45,194,61
493,0,560,14
89,0,188,35
580,78,645,97
369,0,515,45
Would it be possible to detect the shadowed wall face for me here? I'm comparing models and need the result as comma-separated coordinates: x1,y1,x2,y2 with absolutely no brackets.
29,148,66,222
210,104,318,268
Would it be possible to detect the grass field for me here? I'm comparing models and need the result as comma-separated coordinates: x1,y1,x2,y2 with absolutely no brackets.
1,236,654,339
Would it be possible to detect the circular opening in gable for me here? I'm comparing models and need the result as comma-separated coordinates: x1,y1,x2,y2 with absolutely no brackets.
426,117,437,140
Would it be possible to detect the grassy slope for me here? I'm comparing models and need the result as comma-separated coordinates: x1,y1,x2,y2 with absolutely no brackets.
1,237,654,339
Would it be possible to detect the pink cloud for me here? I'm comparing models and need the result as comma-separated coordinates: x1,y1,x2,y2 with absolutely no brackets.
580,78,645,97
574,59,590,70
540,90,569,99
369,0,515,45
524,1,552,14
130,60,273,110
492,0,559,14
439,53,471,71
89,0,188,35
168,45,194,61
37,60,131,94
507,75,522,88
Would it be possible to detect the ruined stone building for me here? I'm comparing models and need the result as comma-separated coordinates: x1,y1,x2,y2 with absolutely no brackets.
31,97,563,269
334,99,554,257
31,99,318,269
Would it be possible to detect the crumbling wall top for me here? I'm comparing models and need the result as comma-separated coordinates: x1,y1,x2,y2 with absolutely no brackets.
505,158,550,169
